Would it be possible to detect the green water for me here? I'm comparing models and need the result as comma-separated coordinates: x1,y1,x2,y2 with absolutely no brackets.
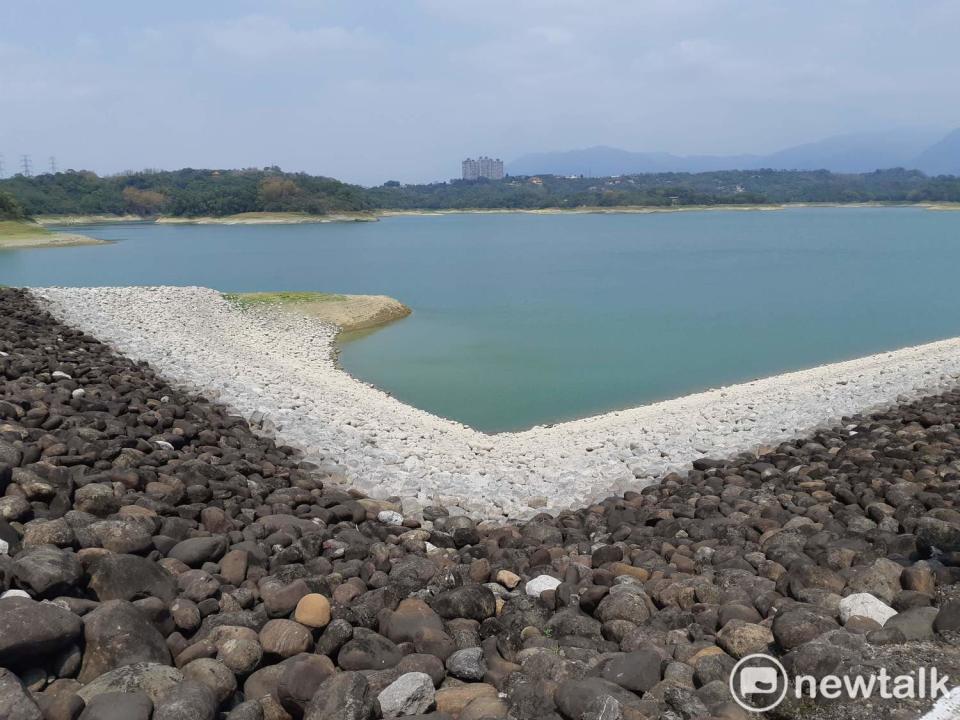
2,208,960,431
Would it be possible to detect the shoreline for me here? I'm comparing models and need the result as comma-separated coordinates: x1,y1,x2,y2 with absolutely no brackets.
35,214,145,226
33,285,960,520
155,211,379,225
378,201,960,216
0,220,105,250
28,201,960,229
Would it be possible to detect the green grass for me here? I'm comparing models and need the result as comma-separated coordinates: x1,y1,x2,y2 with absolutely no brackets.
223,291,348,308
0,220,51,239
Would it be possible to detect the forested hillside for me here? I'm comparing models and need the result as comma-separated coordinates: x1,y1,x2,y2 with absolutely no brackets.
2,167,960,218
0,168,373,217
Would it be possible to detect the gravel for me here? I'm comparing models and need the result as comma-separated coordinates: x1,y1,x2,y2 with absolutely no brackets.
33,285,960,521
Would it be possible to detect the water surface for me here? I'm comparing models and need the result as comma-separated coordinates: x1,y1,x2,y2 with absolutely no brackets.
2,208,959,431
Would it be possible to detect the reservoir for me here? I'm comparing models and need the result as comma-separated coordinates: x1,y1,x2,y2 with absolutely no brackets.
3,207,960,431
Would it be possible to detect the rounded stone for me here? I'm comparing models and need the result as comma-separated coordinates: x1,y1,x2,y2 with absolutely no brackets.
838,593,897,627
525,575,562,597
259,619,313,658
445,647,486,682
217,638,263,675
377,672,435,718
181,658,237,705
293,594,331,629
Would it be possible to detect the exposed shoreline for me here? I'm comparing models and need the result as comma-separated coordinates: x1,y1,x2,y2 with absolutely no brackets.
378,201,960,216
29,201,960,229
155,211,378,225
34,286,960,521
34,214,145,226
0,221,105,250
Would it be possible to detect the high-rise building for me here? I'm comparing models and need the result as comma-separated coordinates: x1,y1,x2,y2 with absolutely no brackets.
462,156,503,180
462,158,479,180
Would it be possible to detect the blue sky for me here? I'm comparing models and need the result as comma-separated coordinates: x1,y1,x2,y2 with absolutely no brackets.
1,1,958,184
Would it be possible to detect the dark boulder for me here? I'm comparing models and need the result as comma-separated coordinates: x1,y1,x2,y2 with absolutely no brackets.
303,672,374,720
88,553,177,602
0,596,83,668
78,600,171,684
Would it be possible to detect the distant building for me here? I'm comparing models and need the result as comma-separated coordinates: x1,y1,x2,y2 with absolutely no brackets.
462,156,504,180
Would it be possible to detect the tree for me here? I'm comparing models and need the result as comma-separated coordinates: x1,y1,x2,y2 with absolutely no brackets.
257,177,302,211
0,189,26,220
122,186,169,216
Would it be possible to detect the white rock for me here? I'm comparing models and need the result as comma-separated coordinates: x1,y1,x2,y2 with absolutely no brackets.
525,575,562,597
51,370,72,380
0,539,8,555
1,589,31,599
839,592,897,626
377,510,404,526
377,672,435,718
71,388,86,399
920,686,960,720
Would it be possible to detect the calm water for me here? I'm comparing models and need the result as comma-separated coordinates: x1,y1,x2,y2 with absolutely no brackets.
2,208,960,432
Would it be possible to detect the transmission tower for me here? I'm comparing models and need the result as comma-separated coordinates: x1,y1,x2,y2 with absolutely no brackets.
49,156,57,174
0,154,5,179
20,155,32,177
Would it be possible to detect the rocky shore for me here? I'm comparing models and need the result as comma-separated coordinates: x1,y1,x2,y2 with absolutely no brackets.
35,286,960,521
3,286,960,719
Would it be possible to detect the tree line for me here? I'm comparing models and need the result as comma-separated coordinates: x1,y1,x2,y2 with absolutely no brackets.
1,167,959,219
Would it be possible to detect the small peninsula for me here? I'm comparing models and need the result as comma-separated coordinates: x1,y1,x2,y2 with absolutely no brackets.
223,291,411,333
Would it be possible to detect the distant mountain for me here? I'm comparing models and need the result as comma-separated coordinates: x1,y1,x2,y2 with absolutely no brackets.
763,127,945,173
912,129,960,176
508,126,957,177
507,146,760,176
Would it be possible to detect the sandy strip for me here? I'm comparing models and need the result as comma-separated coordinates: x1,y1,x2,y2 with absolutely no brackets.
155,212,377,224
0,232,104,249
34,214,144,226
34,286,960,520
226,293,411,333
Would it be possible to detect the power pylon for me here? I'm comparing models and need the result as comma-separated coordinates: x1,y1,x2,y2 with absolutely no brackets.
20,155,32,177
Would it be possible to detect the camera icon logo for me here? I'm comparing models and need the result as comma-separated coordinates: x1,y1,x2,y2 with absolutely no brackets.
730,653,789,712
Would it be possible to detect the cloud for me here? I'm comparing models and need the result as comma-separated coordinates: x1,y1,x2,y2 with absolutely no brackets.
527,26,575,45
204,15,376,60
2,1,959,185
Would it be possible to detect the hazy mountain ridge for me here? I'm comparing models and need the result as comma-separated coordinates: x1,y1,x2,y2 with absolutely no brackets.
509,127,960,177
913,129,960,176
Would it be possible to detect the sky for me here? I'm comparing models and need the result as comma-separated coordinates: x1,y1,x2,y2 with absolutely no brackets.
1,0,958,185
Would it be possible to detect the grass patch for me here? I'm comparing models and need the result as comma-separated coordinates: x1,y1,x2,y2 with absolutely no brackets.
0,220,52,239
223,291,348,308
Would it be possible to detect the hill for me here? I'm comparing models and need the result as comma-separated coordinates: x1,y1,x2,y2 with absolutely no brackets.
0,168,373,219
508,127,952,177
507,146,760,176
913,129,960,176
